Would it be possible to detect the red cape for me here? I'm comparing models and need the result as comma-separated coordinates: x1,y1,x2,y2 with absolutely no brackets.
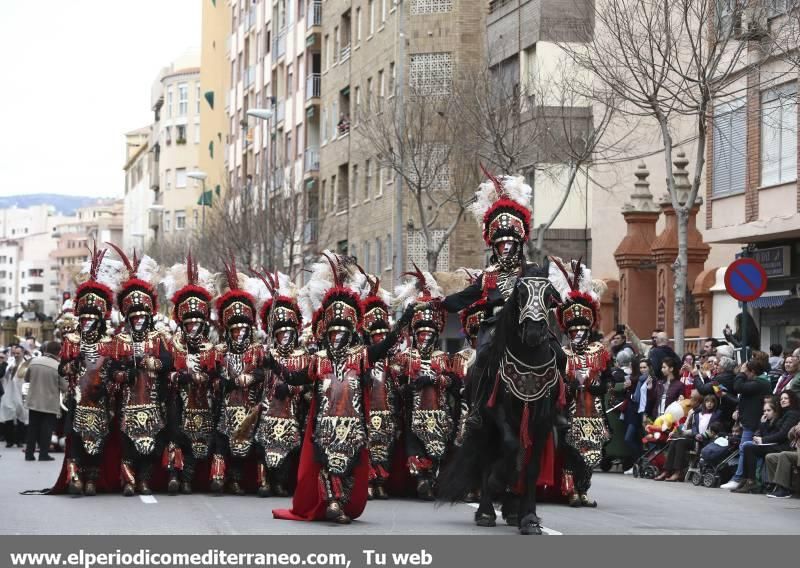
50,419,124,494
273,395,369,521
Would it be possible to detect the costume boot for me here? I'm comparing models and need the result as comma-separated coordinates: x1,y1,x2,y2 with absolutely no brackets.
579,492,597,507
325,501,351,525
209,455,225,494
121,462,136,497
83,466,99,497
257,463,271,497
137,462,153,495
66,460,83,497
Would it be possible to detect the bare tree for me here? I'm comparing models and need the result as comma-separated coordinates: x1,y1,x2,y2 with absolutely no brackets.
560,0,773,351
357,87,474,272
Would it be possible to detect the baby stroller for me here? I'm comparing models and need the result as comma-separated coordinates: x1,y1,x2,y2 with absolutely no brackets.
685,438,739,488
632,436,670,479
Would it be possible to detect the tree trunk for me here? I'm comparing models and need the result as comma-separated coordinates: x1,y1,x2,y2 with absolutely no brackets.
673,205,689,355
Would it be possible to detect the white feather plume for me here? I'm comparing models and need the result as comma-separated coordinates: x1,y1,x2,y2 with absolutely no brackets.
468,174,532,224
78,257,126,295
134,255,160,287
393,271,443,309
298,252,365,322
548,256,599,303
161,263,216,300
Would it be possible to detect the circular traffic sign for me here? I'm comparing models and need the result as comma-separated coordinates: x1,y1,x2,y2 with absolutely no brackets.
724,258,767,303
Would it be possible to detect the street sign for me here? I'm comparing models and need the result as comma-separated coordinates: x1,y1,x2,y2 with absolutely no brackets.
725,258,768,303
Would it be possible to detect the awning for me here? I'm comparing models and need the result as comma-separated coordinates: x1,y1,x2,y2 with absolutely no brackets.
750,291,793,309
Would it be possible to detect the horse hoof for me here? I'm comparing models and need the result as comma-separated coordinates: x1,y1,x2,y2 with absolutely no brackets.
474,513,496,527
519,522,543,535
167,479,180,495
504,514,519,527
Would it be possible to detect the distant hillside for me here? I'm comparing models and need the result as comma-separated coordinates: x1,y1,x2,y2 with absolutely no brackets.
0,194,106,216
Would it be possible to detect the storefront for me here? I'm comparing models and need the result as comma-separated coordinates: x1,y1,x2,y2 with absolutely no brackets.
749,241,800,353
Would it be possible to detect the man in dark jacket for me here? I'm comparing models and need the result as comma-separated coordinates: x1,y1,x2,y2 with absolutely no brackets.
720,359,771,489
648,332,679,381
23,341,65,461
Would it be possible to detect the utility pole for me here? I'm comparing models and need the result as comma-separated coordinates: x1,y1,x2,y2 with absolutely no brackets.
392,0,405,289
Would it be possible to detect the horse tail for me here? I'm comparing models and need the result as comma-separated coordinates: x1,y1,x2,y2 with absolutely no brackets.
435,430,484,505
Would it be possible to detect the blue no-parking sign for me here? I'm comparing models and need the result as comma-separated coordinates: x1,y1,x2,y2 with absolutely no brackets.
724,258,767,303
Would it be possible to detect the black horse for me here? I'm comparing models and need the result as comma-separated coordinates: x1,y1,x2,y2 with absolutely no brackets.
438,268,566,535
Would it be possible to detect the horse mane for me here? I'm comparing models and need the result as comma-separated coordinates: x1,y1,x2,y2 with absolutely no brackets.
486,284,520,372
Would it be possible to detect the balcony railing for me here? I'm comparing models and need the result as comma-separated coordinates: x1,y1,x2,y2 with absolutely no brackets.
307,1,322,29
340,44,351,62
304,147,320,172
304,218,319,245
306,73,321,100
273,28,287,60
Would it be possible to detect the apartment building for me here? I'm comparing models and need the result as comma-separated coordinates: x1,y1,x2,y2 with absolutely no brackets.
0,205,74,316
316,0,487,285
199,0,232,196
51,200,124,301
224,0,320,277
704,5,800,352
123,127,153,251
148,50,203,246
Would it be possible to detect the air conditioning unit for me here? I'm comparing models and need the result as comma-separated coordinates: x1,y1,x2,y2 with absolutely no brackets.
733,4,768,40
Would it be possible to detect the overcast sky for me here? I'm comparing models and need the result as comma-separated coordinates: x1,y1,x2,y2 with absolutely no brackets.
0,1,201,199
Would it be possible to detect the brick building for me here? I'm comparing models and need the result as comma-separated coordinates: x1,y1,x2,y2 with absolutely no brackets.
315,0,487,285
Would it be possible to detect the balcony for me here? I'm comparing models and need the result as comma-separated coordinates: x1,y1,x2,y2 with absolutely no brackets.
337,117,351,137
306,73,321,101
273,28,287,61
340,44,351,62
307,1,322,29
303,218,319,245
304,147,320,173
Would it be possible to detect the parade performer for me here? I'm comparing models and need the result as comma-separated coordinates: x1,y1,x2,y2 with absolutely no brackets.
393,266,456,500
359,275,400,500
273,253,412,524
550,257,611,507
452,286,490,448
210,259,264,494
105,244,171,497
246,269,306,498
56,244,117,495
162,254,218,495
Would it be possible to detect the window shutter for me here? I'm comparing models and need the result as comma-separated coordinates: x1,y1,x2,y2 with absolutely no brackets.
779,87,797,182
729,104,746,194
712,98,746,196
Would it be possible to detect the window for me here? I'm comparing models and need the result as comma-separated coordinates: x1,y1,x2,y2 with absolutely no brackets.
178,83,188,115
377,70,385,110
386,234,392,270
352,165,359,202
364,241,371,271
351,243,357,260
194,120,200,144
164,213,172,232
377,163,386,195
165,125,172,145
411,0,453,14
286,130,293,162
324,34,331,70
287,64,294,96
711,98,746,196
176,124,187,143
334,26,340,63
410,144,450,190
365,158,372,199
176,168,187,188
356,7,362,42
761,83,797,186
296,124,302,161
167,87,173,117
165,169,172,190
196,83,201,114
375,237,382,273
331,174,337,211
381,0,387,23
175,210,186,230
321,179,328,212
366,77,373,112
409,53,454,95
193,210,199,227
354,86,361,122
322,106,328,143
389,61,396,96
407,229,449,271
369,0,375,34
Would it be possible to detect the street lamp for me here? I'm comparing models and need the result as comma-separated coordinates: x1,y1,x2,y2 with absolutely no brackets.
187,170,208,232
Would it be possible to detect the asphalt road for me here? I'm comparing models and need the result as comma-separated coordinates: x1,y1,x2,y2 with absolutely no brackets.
2,448,798,535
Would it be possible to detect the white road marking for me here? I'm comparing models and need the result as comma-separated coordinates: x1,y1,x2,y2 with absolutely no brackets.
140,495,158,504
466,503,563,535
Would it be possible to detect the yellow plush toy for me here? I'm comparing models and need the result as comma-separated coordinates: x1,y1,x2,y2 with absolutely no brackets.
643,398,696,442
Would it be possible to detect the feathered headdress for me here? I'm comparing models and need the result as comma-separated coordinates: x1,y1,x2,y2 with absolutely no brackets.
301,252,364,334
298,250,365,325
251,268,303,333
469,164,532,246
163,252,215,323
394,263,445,333
215,256,257,329
548,256,600,332
361,272,392,335
75,242,116,319
106,242,160,316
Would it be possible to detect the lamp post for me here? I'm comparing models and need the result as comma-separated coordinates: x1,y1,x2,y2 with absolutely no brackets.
246,106,275,266
187,171,209,232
